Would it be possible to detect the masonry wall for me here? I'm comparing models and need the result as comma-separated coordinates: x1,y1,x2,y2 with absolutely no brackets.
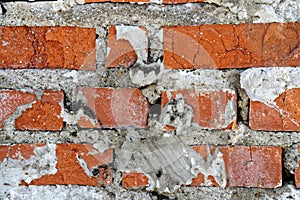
1,0,300,199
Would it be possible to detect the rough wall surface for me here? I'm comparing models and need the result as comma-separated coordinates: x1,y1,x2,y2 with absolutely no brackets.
1,0,300,199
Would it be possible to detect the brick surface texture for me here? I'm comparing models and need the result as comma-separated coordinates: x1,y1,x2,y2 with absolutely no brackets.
0,144,113,186
161,89,237,130
164,23,300,69
0,26,96,70
77,87,149,128
0,90,64,131
1,18,300,197
123,145,282,188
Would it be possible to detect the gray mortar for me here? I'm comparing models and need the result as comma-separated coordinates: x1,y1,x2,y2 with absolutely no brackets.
1,0,300,199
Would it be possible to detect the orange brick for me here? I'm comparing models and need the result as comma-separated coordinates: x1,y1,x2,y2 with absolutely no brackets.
161,90,236,130
164,23,300,69
0,145,9,162
28,144,113,186
15,90,64,131
192,146,282,188
0,90,36,129
250,88,300,131
78,87,149,128
9,144,45,160
0,90,64,131
0,26,95,70
122,171,149,188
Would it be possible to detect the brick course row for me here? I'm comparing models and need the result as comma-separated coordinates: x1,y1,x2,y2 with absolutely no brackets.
2,23,300,70
0,144,289,188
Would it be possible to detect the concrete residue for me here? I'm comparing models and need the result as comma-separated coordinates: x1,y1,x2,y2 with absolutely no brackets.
241,67,300,105
157,69,237,92
116,135,227,193
115,25,148,63
129,61,163,87
160,94,194,133
283,146,300,174
0,144,57,186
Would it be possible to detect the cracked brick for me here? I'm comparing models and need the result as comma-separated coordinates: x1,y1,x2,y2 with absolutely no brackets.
192,146,282,188
164,22,300,69
0,26,96,70
250,88,300,131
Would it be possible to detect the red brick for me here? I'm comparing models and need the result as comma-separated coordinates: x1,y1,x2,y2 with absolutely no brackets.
250,88,300,131
0,145,9,162
78,87,149,128
122,171,149,188
9,144,45,160
121,146,281,188
164,23,300,69
0,144,113,186
0,26,95,70
161,90,236,130
15,90,64,131
192,146,282,188
0,90,63,131
294,147,300,188
0,90,36,129
105,26,147,68
28,144,113,186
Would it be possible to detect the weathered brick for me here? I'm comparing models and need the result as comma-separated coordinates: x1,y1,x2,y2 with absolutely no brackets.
122,171,149,188
192,146,282,188
0,26,96,70
77,87,149,128
122,146,282,188
249,88,300,131
16,90,64,131
0,144,113,186
164,23,300,69
0,90,64,131
161,90,236,130
0,90,36,129
105,25,148,68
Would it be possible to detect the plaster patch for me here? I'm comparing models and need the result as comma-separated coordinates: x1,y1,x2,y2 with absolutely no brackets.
158,69,235,92
0,144,57,186
160,94,194,133
240,67,300,105
129,61,163,86
116,135,227,193
222,97,236,129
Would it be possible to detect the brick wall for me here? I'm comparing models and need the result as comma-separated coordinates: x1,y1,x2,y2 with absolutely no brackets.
1,0,300,199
